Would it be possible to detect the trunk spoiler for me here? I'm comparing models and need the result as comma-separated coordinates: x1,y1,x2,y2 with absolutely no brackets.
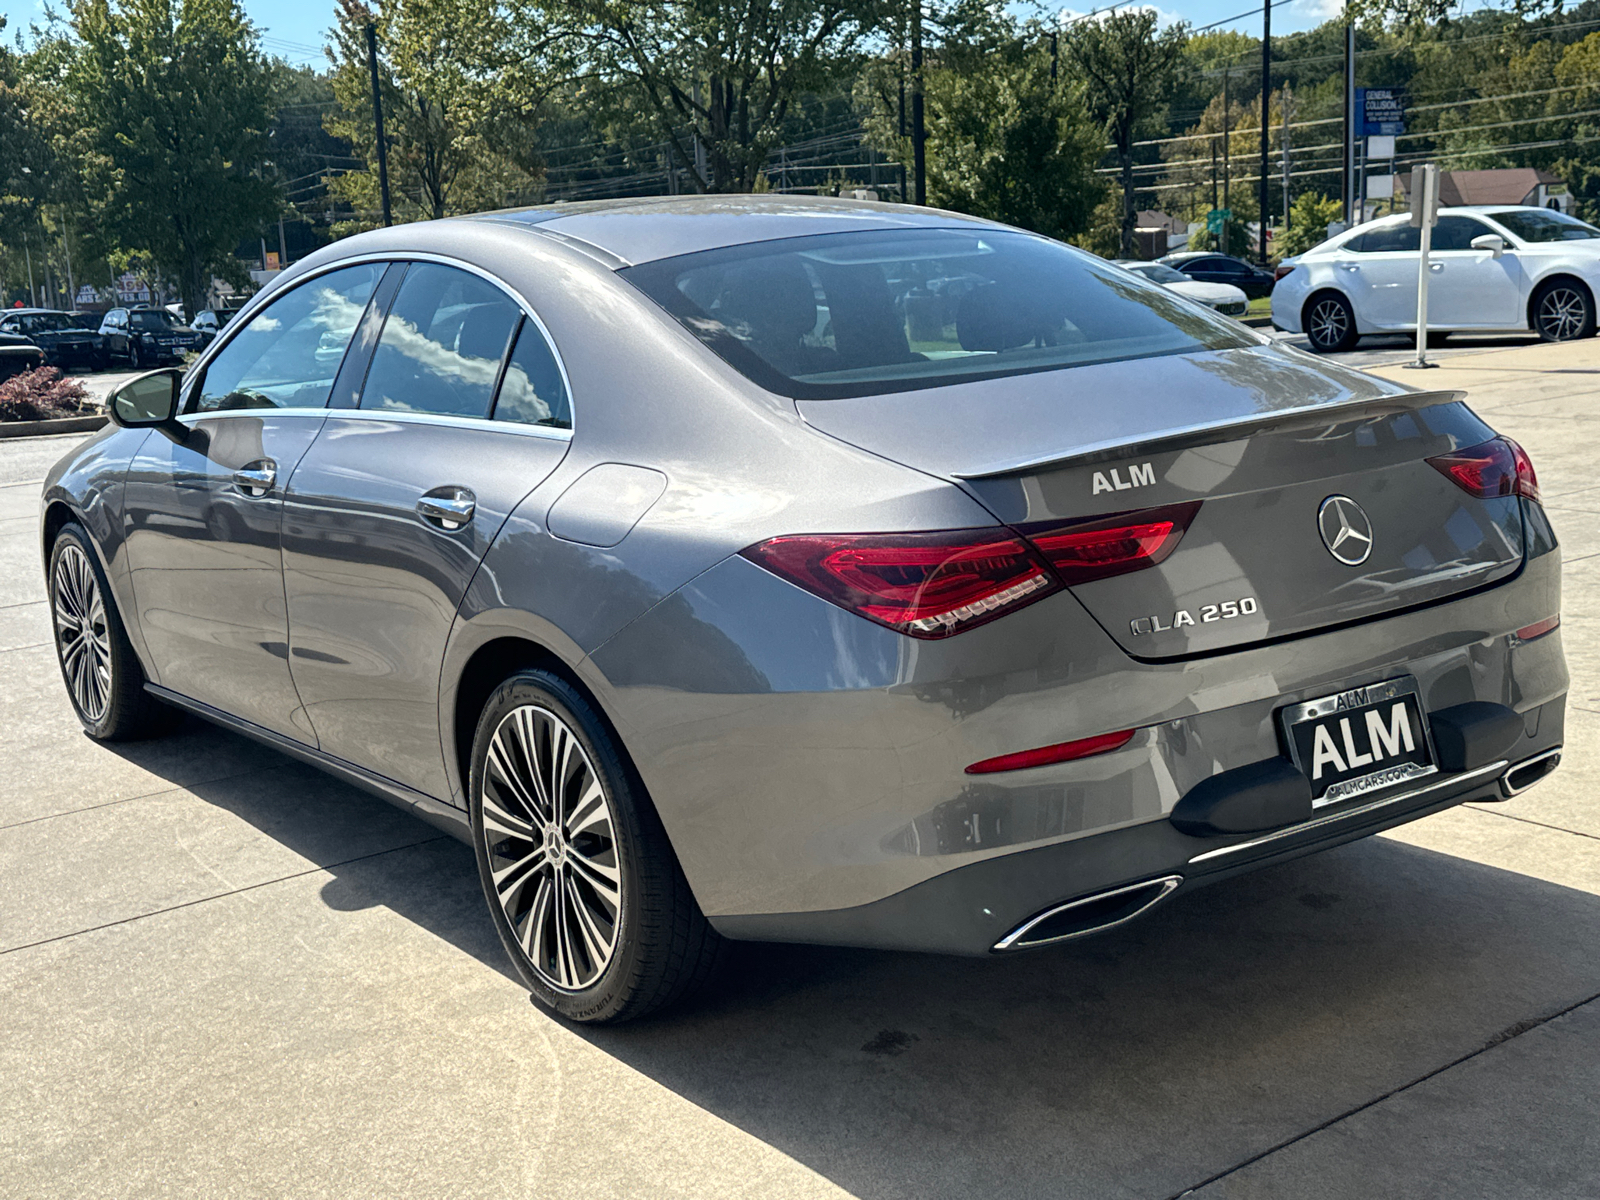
952,389,1466,480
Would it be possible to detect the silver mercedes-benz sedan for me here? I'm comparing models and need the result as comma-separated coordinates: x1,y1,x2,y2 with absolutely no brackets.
40,197,1566,1023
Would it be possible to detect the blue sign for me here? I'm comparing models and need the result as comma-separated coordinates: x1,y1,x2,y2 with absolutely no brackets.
1357,87,1406,137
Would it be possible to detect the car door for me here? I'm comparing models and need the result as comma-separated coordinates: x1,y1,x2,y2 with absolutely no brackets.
1337,222,1420,328
1426,215,1524,328
100,310,127,360
281,261,572,799
120,262,393,741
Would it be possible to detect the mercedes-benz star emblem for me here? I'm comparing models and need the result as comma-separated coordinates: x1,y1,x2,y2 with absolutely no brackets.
1318,495,1373,565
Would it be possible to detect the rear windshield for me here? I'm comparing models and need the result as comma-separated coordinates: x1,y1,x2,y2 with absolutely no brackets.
621,228,1255,400
1491,209,1600,243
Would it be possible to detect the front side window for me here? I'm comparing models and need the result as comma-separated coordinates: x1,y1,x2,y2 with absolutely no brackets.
1490,208,1600,242
622,229,1254,400
192,263,384,412
1431,216,1496,252
360,263,521,419
494,319,571,429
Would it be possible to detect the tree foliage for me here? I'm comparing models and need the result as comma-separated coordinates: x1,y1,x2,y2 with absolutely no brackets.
1063,10,1187,258
68,0,283,315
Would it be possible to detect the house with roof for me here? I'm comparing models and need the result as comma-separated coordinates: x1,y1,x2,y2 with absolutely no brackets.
1395,167,1571,212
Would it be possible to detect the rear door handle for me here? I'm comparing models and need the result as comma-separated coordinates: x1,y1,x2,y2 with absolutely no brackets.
417,487,476,531
233,460,277,498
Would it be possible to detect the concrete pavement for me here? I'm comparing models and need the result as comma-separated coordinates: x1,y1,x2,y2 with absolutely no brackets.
2,337,1599,1199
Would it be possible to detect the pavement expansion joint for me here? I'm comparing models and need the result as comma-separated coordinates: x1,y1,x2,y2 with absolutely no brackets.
0,764,292,832
1461,804,1600,844
1165,990,1600,1199
0,834,448,957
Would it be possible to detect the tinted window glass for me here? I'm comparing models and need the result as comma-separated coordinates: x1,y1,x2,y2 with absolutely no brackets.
1356,223,1421,253
1127,263,1189,283
1491,209,1600,242
1432,216,1495,251
494,319,571,429
12,313,75,334
623,229,1253,400
193,263,383,412
360,264,521,418
131,311,178,330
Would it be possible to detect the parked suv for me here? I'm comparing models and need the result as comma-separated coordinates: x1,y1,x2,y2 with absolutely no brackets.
1273,205,1600,352
0,308,109,371
99,307,205,367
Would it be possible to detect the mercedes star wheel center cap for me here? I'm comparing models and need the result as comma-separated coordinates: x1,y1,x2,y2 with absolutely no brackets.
1318,495,1374,566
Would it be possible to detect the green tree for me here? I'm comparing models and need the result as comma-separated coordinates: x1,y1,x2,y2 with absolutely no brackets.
1063,10,1188,259
1276,191,1342,257
549,0,881,192
69,0,282,317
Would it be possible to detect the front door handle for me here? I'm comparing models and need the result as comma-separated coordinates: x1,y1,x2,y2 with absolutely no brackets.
417,487,476,531
233,460,277,498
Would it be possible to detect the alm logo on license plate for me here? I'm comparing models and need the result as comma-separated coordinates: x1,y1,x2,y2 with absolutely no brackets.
1279,678,1438,807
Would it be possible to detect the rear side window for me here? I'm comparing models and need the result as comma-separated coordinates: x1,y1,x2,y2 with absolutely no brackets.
192,263,384,411
622,228,1254,400
494,319,571,429
360,263,521,419
1349,223,1421,254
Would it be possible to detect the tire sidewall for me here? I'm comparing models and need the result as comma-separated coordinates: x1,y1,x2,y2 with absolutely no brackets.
468,671,650,1023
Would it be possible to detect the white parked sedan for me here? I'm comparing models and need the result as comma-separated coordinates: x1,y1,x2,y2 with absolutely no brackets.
1272,205,1600,352
1116,260,1250,317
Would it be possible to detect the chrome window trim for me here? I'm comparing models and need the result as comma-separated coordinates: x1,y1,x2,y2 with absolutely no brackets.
1186,758,1509,865
182,249,578,433
173,405,572,442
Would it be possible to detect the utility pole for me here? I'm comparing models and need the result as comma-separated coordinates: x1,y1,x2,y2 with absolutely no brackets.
1258,0,1271,264
365,23,392,227
1222,67,1231,255
897,67,908,202
911,2,926,205
1282,84,1292,231
1050,30,1058,85
1211,139,1218,212
692,82,707,188
1343,20,1355,226
60,216,75,307
25,239,35,308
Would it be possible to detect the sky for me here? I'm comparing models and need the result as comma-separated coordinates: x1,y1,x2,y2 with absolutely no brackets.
0,0,1503,69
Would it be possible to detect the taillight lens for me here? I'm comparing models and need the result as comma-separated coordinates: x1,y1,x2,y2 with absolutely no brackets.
741,529,1059,639
1275,263,1296,281
1428,436,1540,502
1023,502,1202,586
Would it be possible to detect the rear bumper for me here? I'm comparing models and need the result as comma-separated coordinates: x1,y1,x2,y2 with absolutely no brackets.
712,696,1565,955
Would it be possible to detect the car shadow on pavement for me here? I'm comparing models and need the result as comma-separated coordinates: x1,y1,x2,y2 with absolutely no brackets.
115,721,1600,1200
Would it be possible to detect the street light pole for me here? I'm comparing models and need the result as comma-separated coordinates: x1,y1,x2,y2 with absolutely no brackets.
911,2,926,205
366,23,393,228
1258,0,1271,264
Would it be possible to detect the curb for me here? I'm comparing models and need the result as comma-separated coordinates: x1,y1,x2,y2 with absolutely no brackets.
1242,315,1275,329
0,415,107,440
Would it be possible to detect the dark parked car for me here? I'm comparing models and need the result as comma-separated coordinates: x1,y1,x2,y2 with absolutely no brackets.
98,306,205,368
1159,252,1278,299
0,308,109,371
0,329,47,380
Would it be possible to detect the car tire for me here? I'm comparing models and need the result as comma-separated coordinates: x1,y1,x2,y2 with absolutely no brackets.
1531,278,1595,342
1304,292,1359,353
468,669,724,1024
48,523,176,741
128,342,141,369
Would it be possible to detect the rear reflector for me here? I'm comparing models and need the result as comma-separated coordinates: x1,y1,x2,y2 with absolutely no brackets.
1022,502,1202,587
966,729,1136,775
741,529,1059,638
1428,436,1540,503
1514,615,1560,643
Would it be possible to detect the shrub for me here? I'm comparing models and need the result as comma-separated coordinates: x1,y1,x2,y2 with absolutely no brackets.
0,367,95,422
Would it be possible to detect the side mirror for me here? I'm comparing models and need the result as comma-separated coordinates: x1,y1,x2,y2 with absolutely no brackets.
1470,234,1506,258
107,368,186,441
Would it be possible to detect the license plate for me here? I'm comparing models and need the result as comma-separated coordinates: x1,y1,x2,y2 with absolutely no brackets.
1279,678,1436,807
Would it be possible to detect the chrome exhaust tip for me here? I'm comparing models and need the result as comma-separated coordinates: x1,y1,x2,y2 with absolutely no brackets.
993,875,1183,952
1500,747,1562,798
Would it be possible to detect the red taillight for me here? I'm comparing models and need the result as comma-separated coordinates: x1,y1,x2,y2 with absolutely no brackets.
1274,263,1296,281
741,529,1059,639
1023,502,1202,586
1514,615,1560,642
1428,436,1540,503
966,729,1136,775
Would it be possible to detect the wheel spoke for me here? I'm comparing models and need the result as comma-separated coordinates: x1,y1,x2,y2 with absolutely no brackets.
565,874,612,971
565,776,607,838
481,790,537,842
568,847,621,909
487,736,544,825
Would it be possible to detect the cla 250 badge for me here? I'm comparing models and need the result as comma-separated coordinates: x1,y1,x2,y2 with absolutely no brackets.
1130,597,1259,636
